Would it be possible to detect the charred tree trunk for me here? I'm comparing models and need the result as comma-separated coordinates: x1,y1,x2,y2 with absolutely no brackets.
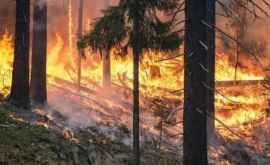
9,0,30,108
102,47,111,87
183,0,208,164
132,3,143,165
77,0,84,90
30,0,47,105
206,0,216,139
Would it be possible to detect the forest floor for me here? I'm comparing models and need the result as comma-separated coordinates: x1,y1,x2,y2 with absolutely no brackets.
1,99,270,164
0,102,181,165
1,78,270,164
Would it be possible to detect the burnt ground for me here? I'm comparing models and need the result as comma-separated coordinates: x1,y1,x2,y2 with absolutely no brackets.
0,102,181,165
0,77,270,164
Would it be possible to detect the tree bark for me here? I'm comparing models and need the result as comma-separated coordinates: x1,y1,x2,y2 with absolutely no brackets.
183,0,208,164
30,0,47,105
133,47,140,165
9,0,30,108
206,0,216,139
102,0,111,87
102,47,111,87
77,0,84,90
132,3,143,165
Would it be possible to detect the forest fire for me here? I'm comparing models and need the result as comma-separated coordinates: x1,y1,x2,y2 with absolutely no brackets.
1,0,270,164
0,30,268,129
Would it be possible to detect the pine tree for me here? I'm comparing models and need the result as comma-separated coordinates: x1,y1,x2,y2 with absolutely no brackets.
129,2,143,164
30,0,48,106
79,1,181,164
9,0,30,108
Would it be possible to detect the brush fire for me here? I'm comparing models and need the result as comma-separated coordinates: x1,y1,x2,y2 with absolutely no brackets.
1,0,270,165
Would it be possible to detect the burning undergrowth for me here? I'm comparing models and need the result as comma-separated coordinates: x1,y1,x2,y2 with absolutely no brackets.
1,83,270,165
0,102,183,165
1,29,270,164
1,0,270,164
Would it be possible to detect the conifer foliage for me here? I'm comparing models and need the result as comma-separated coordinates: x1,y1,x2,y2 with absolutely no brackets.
79,1,182,164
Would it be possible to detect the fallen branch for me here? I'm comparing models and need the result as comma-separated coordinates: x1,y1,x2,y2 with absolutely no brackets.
156,54,183,63
0,124,16,128
195,108,245,139
216,80,267,87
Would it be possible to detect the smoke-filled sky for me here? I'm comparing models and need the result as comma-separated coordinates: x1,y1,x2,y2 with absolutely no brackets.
46,0,119,35
1,0,270,70
0,0,119,33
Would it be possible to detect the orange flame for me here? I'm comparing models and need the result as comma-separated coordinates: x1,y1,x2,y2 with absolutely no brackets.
0,30,268,129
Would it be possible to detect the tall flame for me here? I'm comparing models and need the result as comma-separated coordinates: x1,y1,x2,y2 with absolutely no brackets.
0,29,268,128
0,32,13,93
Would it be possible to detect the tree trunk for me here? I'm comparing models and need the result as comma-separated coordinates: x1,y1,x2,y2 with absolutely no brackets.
102,47,111,87
206,0,216,140
30,0,47,105
234,35,240,81
183,0,208,164
77,0,84,90
132,3,143,165
9,0,30,108
133,47,140,165
102,0,111,87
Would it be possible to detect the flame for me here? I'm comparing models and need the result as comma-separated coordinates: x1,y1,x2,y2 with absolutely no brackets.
216,53,264,81
0,29,268,131
0,32,13,94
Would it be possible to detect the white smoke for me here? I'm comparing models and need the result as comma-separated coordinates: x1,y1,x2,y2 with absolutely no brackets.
36,0,47,9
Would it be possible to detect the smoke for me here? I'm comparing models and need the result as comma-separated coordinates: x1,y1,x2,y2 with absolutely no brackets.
0,0,119,35
36,0,47,9
216,0,270,73
0,1,15,34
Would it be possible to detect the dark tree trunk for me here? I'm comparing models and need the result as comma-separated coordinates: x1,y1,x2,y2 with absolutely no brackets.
234,37,240,80
183,0,208,164
132,3,143,165
30,0,47,105
102,47,111,87
77,0,84,90
102,0,111,87
9,0,30,108
133,47,140,165
206,0,216,139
